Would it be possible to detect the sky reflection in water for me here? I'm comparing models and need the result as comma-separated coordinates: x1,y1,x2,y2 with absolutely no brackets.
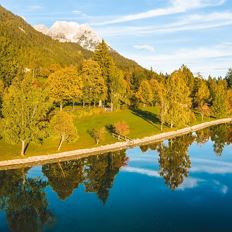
0,124,232,232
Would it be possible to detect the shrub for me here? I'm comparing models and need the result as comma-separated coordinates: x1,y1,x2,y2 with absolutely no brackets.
113,121,130,137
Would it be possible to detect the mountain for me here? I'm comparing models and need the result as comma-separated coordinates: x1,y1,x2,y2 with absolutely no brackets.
0,5,143,85
35,21,101,51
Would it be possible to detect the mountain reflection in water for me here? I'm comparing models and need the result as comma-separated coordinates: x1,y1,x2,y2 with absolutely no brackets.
0,124,231,232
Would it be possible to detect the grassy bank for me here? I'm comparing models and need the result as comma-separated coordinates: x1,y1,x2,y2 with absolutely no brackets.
0,107,213,161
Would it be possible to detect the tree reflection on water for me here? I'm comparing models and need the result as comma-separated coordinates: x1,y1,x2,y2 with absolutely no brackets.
0,124,231,231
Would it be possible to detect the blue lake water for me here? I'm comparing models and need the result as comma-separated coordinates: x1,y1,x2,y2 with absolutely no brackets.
0,124,232,232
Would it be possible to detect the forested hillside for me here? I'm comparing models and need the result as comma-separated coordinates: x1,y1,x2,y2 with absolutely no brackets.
0,6,143,85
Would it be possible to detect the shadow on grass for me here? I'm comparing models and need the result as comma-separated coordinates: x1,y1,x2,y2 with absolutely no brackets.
131,108,161,128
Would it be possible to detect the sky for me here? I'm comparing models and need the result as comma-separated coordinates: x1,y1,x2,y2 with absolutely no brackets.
0,0,232,77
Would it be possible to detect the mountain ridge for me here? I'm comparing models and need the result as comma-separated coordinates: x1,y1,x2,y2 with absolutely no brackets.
0,5,143,84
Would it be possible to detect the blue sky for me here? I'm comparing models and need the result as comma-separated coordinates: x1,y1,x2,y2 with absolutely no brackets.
0,0,232,77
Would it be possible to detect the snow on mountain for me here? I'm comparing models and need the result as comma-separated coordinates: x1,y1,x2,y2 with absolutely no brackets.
34,24,49,34
34,21,101,51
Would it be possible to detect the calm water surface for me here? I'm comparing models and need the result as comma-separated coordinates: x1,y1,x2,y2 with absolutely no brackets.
0,124,232,232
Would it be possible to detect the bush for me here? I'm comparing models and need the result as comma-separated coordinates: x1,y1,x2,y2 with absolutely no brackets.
113,121,130,137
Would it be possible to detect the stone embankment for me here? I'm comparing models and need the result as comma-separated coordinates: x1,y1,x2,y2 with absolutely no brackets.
0,118,231,170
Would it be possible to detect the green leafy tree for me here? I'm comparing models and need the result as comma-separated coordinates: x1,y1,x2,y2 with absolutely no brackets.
80,60,107,107
1,74,52,155
51,111,78,151
225,68,232,88
48,67,83,110
0,37,19,86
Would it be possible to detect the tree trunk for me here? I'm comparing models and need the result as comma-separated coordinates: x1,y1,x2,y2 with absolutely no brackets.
111,102,113,112
83,102,85,108
58,136,64,151
21,140,25,156
161,122,163,131
201,112,204,121
99,100,102,108
72,101,75,111
60,102,63,111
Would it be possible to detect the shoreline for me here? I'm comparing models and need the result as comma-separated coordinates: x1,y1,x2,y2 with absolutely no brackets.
0,118,231,170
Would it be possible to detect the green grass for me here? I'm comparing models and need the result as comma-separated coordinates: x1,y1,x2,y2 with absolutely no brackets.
0,106,213,161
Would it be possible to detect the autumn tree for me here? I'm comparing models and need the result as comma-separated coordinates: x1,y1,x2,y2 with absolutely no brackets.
90,127,106,144
51,111,78,151
136,80,153,107
195,80,210,120
0,79,4,116
165,70,194,128
109,66,129,110
150,78,168,131
80,60,107,107
226,89,232,114
211,80,229,118
158,134,193,190
1,74,52,155
113,121,130,138
179,65,195,95
42,159,85,200
48,66,83,110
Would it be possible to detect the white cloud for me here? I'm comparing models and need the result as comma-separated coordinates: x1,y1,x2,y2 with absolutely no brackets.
133,44,155,52
177,177,203,190
122,166,160,177
125,42,232,77
97,11,232,37
94,0,226,25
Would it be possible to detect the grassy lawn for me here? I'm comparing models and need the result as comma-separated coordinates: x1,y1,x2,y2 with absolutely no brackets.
0,106,212,161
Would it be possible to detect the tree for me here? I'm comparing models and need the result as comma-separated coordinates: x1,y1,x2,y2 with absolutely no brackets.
113,121,130,138
227,89,232,114
1,74,52,155
136,80,153,107
0,37,19,86
150,78,168,131
84,151,128,204
180,65,195,95
165,70,194,128
80,60,107,107
225,68,232,88
0,79,4,116
94,40,113,82
109,66,129,111
51,111,78,151
0,169,53,232
90,127,106,144
158,134,193,190
195,80,210,120
42,159,85,200
48,67,83,110
211,80,229,118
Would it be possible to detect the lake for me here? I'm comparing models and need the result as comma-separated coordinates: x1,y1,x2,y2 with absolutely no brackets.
0,124,232,232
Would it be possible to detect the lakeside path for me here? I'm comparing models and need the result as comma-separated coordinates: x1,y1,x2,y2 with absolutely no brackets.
0,118,231,170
